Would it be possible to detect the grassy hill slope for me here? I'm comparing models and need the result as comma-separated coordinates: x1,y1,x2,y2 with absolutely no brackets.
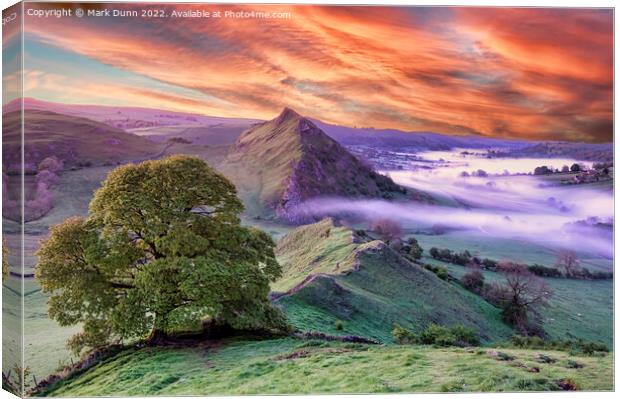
220,108,405,222
436,260,613,346
2,110,163,170
273,219,514,343
36,338,612,396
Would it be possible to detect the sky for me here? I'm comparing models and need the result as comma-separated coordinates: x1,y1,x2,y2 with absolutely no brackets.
11,3,614,142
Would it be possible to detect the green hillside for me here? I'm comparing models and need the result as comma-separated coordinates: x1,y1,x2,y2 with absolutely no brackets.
220,108,405,222
36,338,612,396
2,110,163,169
437,260,613,346
273,219,514,343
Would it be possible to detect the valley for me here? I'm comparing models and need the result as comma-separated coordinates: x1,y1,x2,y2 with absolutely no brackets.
2,101,614,394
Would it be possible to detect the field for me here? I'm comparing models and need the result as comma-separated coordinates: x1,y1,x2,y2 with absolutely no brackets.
38,338,613,396
2,277,22,379
414,232,612,273
2,277,79,388
410,218,613,346
435,260,613,346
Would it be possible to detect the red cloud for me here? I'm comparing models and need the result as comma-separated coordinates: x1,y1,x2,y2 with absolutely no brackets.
23,5,613,142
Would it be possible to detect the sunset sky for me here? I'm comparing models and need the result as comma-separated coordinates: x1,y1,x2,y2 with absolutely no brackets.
10,4,614,142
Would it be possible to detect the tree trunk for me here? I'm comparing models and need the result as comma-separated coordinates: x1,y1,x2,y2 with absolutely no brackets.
146,314,169,346
146,328,169,346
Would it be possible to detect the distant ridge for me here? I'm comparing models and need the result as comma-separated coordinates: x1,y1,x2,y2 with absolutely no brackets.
2,109,161,169
2,98,261,130
221,108,406,223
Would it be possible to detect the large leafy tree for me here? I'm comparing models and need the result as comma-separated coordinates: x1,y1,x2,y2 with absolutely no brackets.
36,156,287,354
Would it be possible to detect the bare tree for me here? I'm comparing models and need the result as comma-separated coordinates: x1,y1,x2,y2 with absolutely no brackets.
369,218,403,244
460,268,484,294
490,262,553,336
555,250,580,277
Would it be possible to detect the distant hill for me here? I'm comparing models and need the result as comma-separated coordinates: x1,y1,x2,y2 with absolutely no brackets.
313,120,529,150
6,99,611,162
221,108,407,223
497,142,614,162
273,219,513,343
2,110,163,171
313,121,613,162
130,124,256,147
3,98,260,130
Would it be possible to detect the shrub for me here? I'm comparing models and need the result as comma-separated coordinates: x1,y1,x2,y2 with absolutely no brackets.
497,352,515,361
434,267,449,280
507,336,608,356
528,264,562,278
35,169,59,187
427,247,609,281
460,269,484,293
391,324,416,344
534,166,553,175
482,258,498,270
400,237,423,260
24,184,53,222
418,324,479,347
421,264,450,280
334,320,344,331
579,341,609,355
510,335,545,349
452,251,472,266
536,354,556,364
450,325,480,347
369,218,402,243
38,156,63,173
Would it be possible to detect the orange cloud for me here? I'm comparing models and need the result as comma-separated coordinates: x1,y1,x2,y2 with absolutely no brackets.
22,4,613,142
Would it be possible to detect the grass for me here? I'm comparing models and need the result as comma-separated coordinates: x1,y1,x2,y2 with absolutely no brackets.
3,276,80,389
2,110,163,169
220,110,410,220
220,115,303,218
414,231,612,273
273,218,363,292
23,284,82,386
37,338,613,396
434,258,613,346
274,220,514,343
2,276,22,382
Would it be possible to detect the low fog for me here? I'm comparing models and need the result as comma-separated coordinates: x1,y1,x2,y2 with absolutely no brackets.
293,150,612,259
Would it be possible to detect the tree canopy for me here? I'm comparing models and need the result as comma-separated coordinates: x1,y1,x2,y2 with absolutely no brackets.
36,155,287,354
